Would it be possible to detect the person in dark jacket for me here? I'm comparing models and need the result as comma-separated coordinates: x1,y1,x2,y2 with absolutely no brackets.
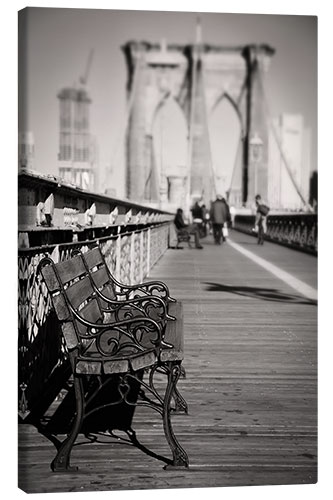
210,195,231,244
191,200,207,237
174,208,203,249
253,194,269,234
191,201,204,220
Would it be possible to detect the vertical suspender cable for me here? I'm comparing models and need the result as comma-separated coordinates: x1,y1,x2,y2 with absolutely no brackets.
226,81,247,199
227,136,243,200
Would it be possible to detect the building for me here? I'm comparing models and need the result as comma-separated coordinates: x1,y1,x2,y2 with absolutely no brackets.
57,87,96,191
268,114,311,210
18,131,35,172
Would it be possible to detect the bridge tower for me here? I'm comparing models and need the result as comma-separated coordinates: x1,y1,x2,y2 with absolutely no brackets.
123,37,274,209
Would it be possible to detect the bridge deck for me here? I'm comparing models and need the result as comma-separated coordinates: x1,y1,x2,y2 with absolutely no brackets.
18,230,317,493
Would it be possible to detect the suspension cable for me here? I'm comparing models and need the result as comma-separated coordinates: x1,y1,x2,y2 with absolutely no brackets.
226,81,247,200
257,69,312,210
200,60,217,201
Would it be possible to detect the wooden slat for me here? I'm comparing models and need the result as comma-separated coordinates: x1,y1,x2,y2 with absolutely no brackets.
62,321,79,349
66,276,95,309
76,298,103,335
41,265,60,292
52,293,70,321
55,255,86,284
84,247,104,270
91,266,111,289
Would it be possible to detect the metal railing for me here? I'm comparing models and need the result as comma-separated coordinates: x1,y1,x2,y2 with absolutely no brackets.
18,222,171,420
234,213,317,254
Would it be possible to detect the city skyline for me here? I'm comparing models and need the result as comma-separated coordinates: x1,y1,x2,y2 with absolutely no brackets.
19,8,317,201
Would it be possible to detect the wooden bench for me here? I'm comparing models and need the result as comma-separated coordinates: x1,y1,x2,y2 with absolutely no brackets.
38,247,189,472
176,228,192,248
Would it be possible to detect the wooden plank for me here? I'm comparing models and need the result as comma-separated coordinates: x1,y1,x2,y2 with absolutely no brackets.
41,265,60,292
90,266,110,288
66,276,95,309
76,299,103,335
84,247,104,270
55,254,86,284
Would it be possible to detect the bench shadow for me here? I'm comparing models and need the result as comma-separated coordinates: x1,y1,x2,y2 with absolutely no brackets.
81,429,172,466
202,282,317,306
31,374,173,467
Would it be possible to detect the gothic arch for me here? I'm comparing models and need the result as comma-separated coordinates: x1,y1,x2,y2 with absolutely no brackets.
150,95,188,206
211,92,245,139
209,93,243,198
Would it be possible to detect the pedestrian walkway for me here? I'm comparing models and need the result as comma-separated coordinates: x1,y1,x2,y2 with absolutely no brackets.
18,231,317,493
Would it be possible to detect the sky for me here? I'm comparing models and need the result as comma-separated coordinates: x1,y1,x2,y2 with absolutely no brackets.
19,6,317,198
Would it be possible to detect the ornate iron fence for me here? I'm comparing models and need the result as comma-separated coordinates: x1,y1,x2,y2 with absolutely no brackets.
234,213,317,254
18,223,171,420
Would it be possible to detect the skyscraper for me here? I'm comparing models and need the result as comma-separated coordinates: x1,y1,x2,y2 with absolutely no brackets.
57,87,96,191
18,131,35,172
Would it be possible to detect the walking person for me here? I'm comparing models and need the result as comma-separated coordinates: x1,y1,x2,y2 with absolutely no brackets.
229,205,236,228
201,204,209,237
210,195,231,244
190,199,206,238
252,194,270,235
174,208,203,249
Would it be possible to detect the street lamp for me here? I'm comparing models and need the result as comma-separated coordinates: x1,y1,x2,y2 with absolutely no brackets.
250,133,263,196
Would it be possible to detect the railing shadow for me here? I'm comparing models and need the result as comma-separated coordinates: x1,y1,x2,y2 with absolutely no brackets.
202,282,317,306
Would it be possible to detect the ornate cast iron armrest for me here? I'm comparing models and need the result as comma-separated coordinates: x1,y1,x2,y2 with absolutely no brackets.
111,275,176,303
69,306,164,353
94,287,176,322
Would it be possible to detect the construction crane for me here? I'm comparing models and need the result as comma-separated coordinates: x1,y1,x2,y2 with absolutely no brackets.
79,49,94,86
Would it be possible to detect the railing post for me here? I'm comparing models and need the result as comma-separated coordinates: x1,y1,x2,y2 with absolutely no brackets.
147,227,151,275
140,230,144,283
130,231,135,284
116,233,121,282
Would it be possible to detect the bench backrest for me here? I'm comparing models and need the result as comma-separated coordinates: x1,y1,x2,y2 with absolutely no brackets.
40,254,104,350
82,247,117,306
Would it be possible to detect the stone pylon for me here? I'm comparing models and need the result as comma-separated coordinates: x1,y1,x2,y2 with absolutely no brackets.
122,38,275,209
243,45,275,204
188,47,215,207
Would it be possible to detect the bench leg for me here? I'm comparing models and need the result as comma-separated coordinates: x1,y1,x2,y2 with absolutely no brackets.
51,376,84,472
171,386,188,414
162,362,189,469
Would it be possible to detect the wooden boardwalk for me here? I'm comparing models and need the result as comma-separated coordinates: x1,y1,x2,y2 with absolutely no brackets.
18,230,317,493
